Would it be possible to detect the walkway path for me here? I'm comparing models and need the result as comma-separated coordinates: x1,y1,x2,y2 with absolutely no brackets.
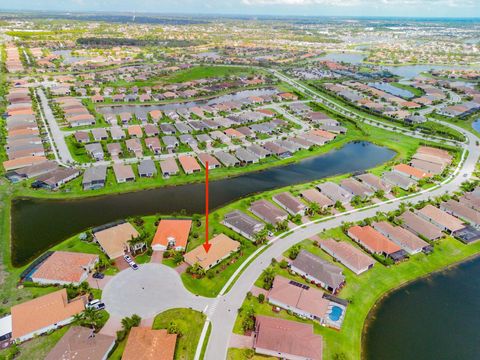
36,88,74,165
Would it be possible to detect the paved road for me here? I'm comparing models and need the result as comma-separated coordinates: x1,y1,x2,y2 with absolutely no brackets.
102,263,213,319
203,74,480,359
36,88,74,165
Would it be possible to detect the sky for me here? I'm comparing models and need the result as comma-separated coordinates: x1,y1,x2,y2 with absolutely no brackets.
2,0,480,18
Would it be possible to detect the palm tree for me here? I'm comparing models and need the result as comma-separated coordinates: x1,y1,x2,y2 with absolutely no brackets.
128,233,146,256
262,267,275,290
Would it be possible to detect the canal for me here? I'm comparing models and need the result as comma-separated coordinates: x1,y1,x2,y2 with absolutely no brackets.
364,256,480,360
11,141,395,266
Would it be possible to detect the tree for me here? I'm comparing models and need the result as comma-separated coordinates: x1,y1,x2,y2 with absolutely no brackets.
288,244,301,260
173,251,184,265
306,202,320,216
254,229,269,245
374,189,385,199
258,293,265,303
121,314,141,333
262,267,275,290
167,321,182,336
128,233,146,256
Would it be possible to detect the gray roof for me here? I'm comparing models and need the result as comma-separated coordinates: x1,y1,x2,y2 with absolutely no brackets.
138,159,157,176
223,210,265,240
316,181,353,204
291,250,345,290
179,134,197,146
235,148,259,163
83,165,107,184
382,171,416,190
215,151,239,167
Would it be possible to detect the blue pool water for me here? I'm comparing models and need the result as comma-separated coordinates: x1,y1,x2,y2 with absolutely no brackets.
329,306,343,321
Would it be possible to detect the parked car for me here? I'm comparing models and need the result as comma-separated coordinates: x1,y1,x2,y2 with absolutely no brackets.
92,272,105,279
87,299,106,311
130,261,139,270
124,255,133,263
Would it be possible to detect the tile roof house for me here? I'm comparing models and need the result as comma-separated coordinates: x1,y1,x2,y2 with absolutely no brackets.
382,171,416,190
393,164,432,180
319,239,375,275
235,148,259,164
45,326,115,360
300,189,334,209
138,159,157,177
249,199,288,225
31,251,98,285
178,155,201,174
440,200,480,229
340,178,375,198
184,234,240,270
372,221,431,255
93,222,140,259
272,192,307,216
290,250,345,293
11,289,86,342
83,165,108,190
152,219,192,251
112,164,135,183
122,327,176,360
145,137,162,154
316,181,353,205
399,210,444,241
347,225,407,262
215,151,240,167
254,316,322,360
417,204,465,233
160,157,180,177
197,153,221,169
268,276,346,329
223,210,265,241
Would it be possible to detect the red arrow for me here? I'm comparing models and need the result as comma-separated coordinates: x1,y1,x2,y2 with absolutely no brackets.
203,161,211,253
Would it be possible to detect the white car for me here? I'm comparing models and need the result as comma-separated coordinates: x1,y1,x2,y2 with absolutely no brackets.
124,255,133,263
129,261,139,270
87,299,106,311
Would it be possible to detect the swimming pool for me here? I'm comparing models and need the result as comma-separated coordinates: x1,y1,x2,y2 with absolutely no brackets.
329,306,343,321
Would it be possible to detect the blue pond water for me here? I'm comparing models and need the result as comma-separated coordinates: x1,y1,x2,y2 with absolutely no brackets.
368,82,415,99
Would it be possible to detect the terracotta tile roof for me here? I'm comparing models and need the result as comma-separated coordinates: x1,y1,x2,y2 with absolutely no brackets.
11,289,86,340
122,327,176,360
152,219,192,249
3,156,47,171
32,251,98,284
394,163,431,179
348,225,402,255
254,316,322,360
184,233,240,269
178,155,201,173
399,210,444,240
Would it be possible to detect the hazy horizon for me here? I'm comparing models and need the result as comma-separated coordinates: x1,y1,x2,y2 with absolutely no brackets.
1,0,479,19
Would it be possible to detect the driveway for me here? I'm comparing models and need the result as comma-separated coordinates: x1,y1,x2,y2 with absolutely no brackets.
102,263,213,319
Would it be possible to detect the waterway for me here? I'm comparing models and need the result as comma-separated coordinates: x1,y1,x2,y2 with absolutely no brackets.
364,256,480,360
11,141,394,266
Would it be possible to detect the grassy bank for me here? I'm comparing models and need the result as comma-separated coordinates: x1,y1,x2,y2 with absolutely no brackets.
152,308,206,360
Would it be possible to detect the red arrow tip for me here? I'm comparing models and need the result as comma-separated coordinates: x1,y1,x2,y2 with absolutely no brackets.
203,242,212,253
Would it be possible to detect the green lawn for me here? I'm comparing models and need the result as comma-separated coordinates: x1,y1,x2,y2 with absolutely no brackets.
152,308,206,360
164,66,258,83
0,325,69,360
227,348,276,360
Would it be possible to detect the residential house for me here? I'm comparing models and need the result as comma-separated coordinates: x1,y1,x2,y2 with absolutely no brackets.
249,199,288,225
393,164,431,180
319,239,375,275
223,210,265,242
112,164,135,183
31,251,98,286
184,234,240,270
440,200,480,229
340,178,374,199
93,222,142,259
178,155,201,174
347,225,407,262
372,221,431,255
197,153,221,169
85,143,104,161
82,165,108,190
160,158,180,177
316,181,353,205
399,210,444,241
152,219,192,251
417,204,465,233
11,289,86,342
45,326,115,360
122,327,176,360
215,151,240,167
272,192,307,216
138,159,157,177
253,316,322,360
300,189,334,210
